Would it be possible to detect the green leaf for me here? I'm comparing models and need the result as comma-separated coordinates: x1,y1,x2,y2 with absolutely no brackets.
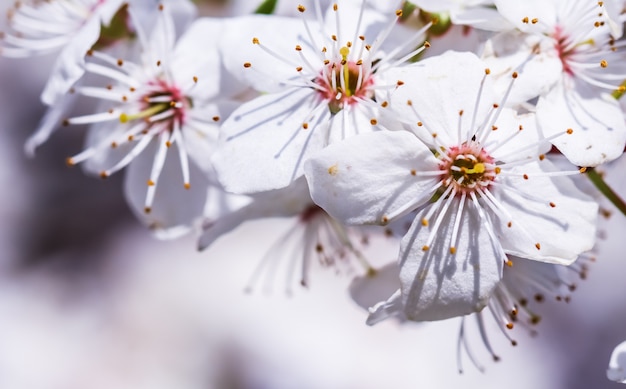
254,0,278,14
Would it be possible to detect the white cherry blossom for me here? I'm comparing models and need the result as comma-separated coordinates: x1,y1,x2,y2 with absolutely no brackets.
27,8,238,237
305,51,598,321
485,0,626,167
211,0,430,194
0,0,126,104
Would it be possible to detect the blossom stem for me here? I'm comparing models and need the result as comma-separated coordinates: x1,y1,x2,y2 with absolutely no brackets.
586,168,626,216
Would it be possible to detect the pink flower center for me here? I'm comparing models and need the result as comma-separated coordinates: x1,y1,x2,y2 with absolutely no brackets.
120,79,190,130
315,59,374,114
552,25,574,75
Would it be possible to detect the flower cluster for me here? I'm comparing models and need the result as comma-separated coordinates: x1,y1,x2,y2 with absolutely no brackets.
5,0,626,380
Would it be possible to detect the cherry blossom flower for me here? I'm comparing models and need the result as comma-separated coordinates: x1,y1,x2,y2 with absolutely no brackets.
305,51,598,321
484,0,626,167
0,0,127,105
27,7,238,237
211,0,430,193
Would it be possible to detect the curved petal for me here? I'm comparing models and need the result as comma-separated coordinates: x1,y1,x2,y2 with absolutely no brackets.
40,17,102,105
128,0,196,45
198,177,312,250
366,289,405,325
212,87,328,193
398,203,504,321
482,30,562,105
493,160,598,264
536,78,626,167
172,19,227,100
608,340,626,383
40,0,126,105
484,108,551,162
383,51,495,147
304,130,441,225
218,15,320,93
451,7,512,31
493,0,556,33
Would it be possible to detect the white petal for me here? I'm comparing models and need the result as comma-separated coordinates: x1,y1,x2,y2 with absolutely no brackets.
304,131,440,225
40,17,101,105
608,340,626,383
128,0,196,44
383,51,494,146
482,31,562,105
398,204,504,321
366,289,405,325
218,15,319,93
212,88,328,193
536,78,626,166
198,177,312,250
451,7,512,31
494,160,598,264
172,19,227,100
493,0,556,32
484,108,550,162
39,0,125,105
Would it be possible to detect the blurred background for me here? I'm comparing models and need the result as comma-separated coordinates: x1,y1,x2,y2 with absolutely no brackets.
1,1,626,388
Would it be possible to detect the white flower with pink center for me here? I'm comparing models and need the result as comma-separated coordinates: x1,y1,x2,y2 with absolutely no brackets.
0,0,125,104
484,0,626,167
304,51,598,321
28,7,238,237
211,0,430,193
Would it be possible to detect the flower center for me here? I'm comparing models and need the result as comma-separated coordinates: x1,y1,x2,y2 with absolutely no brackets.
120,80,190,128
315,47,374,114
552,25,575,75
440,141,495,195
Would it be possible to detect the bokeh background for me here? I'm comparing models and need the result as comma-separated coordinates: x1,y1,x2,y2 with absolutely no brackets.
1,1,625,388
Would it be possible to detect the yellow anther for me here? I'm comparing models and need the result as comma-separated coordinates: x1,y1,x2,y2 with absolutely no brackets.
340,46,350,60
466,162,485,174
